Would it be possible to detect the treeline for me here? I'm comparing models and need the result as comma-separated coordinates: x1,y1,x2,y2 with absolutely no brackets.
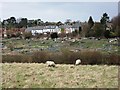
1,13,120,38
1,17,63,29
85,13,120,38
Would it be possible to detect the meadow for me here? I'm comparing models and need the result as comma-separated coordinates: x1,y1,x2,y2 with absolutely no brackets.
2,38,120,65
1,37,119,88
2,37,119,55
2,63,118,88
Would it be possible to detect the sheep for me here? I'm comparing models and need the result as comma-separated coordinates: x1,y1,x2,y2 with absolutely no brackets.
46,61,55,67
75,59,81,65
109,38,117,43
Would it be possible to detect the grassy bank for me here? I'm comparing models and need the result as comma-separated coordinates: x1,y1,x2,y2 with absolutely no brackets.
2,63,118,88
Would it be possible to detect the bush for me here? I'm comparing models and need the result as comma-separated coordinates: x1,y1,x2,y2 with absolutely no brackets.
23,32,32,39
59,33,66,38
79,51,103,65
2,49,120,65
60,48,80,64
50,33,58,39
2,54,32,63
107,54,120,65
32,51,50,63
7,44,14,51
104,30,110,38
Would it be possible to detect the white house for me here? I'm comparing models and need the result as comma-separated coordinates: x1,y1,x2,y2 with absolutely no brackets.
25,22,81,35
25,25,61,35
59,22,81,34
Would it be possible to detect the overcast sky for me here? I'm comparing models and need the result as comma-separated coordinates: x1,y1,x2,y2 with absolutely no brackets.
0,2,118,22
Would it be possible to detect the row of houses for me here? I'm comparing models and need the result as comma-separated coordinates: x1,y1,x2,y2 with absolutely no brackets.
2,28,25,38
2,22,113,38
25,22,81,35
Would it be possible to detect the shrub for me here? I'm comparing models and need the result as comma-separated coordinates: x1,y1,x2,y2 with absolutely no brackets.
23,32,32,39
50,33,58,39
107,54,120,65
2,49,120,65
49,52,62,64
59,33,66,38
60,48,80,64
104,30,110,38
32,51,50,63
79,51,103,65
2,54,32,63
7,44,14,51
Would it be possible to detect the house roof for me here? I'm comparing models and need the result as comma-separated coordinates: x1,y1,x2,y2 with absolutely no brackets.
26,22,81,32
72,23,81,28
25,25,57,32
59,24,72,28
59,22,81,29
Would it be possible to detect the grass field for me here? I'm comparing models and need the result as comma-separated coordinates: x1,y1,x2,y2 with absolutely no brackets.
2,38,119,55
2,63,118,88
1,38,119,88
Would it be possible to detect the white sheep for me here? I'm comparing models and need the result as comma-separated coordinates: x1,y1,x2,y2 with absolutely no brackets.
46,61,55,67
109,38,117,43
75,59,81,65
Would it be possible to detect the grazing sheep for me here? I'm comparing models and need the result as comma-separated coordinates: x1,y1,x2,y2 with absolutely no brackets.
109,38,117,43
75,59,81,65
72,39,76,42
46,61,55,67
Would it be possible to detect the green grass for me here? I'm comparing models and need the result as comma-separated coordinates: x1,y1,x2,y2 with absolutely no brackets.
2,38,119,54
2,63,118,88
